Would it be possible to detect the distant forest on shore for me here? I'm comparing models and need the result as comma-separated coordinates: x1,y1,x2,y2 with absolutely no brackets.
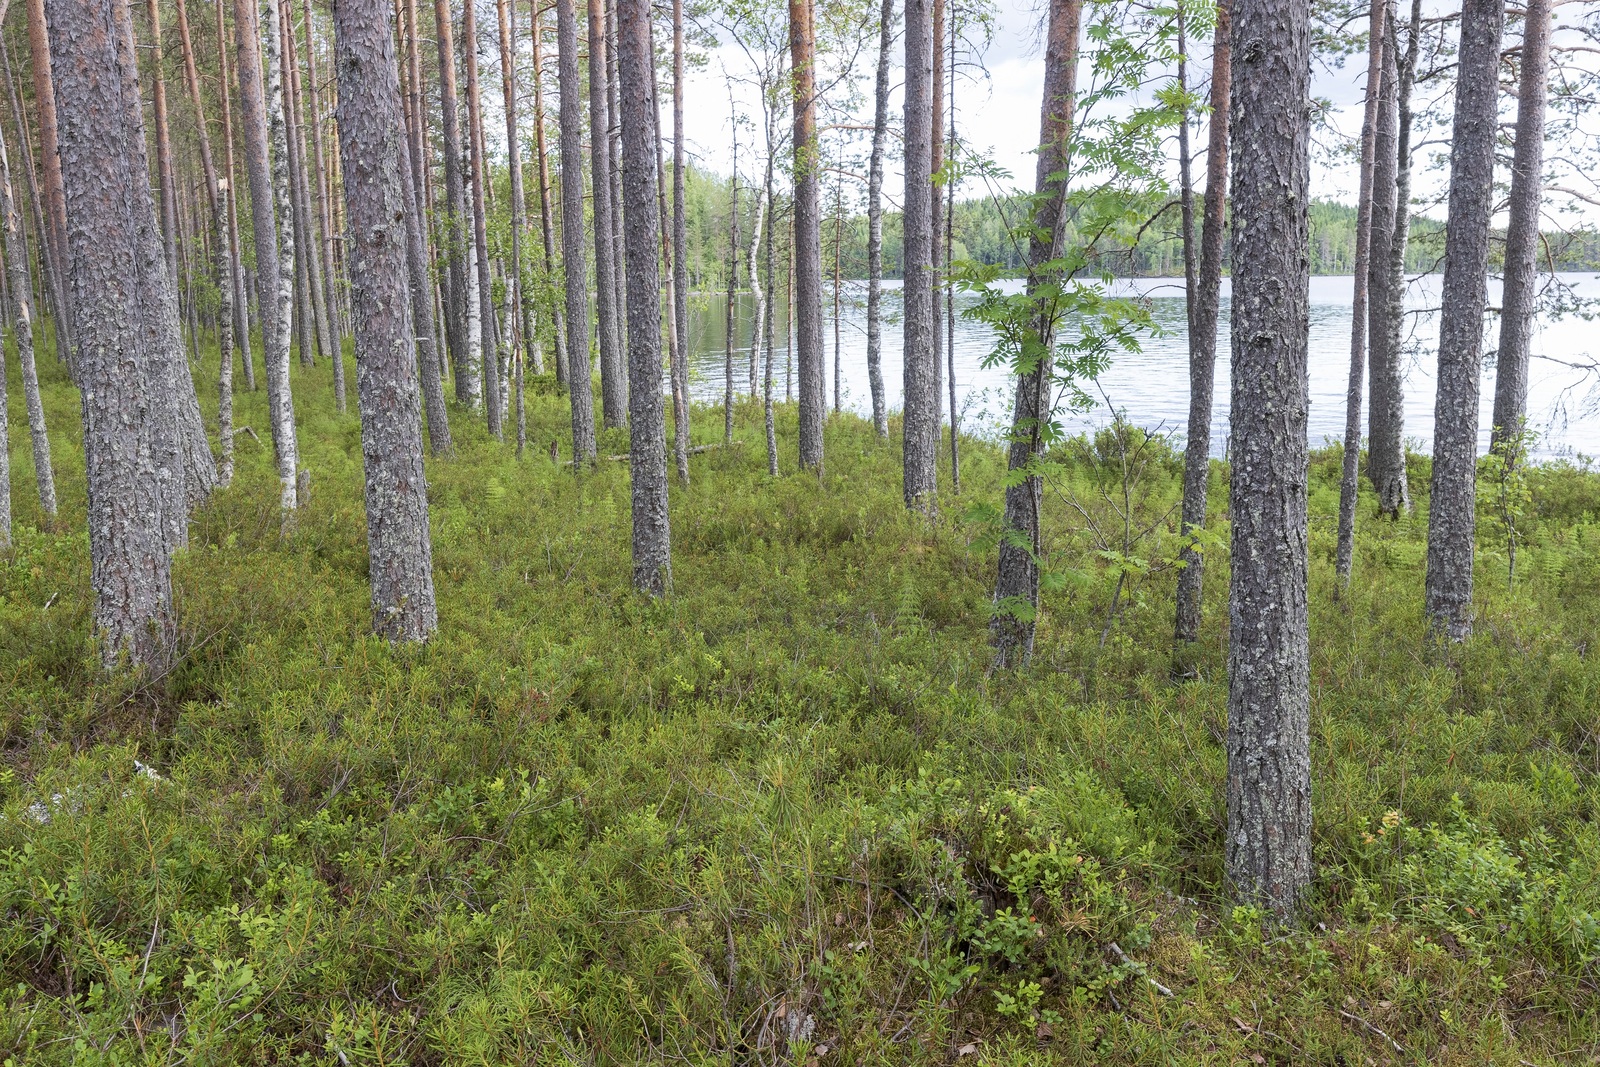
669,163,1600,284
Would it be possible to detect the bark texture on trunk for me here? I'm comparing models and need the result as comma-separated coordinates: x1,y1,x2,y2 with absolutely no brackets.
25,0,75,373
1334,0,1386,584
0,110,55,521
616,0,671,594
332,0,439,642
1490,0,1551,451
901,0,936,509
236,0,299,509
463,0,502,436
175,0,238,483
280,0,318,377
865,0,892,438
1225,0,1312,919
588,0,625,428
145,0,181,283
1173,0,1230,650
724,92,738,442
671,0,690,477
1366,14,1409,517
435,0,476,405
50,0,188,665
217,0,256,393
989,0,1080,668
530,0,567,384
556,0,597,460
263,0,300,373
790,0,825,472
498,0,539,379
1425,0,1504,641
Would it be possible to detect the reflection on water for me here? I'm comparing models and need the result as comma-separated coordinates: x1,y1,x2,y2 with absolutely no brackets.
678,274,1600,458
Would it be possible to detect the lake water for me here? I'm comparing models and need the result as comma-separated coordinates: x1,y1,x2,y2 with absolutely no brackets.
681,273,1600,459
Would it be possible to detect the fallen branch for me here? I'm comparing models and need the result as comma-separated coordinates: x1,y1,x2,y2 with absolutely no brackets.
565,440,746,465
1107,941,1174,997
1338,1009,1405,1054
231,425,263,446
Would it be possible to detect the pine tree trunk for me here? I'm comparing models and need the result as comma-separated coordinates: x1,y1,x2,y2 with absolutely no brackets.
434,0,476,405
901,0,936,509
1334,0,1386,584
145,0,182,284
1226,0,1313,918
1425,0,1503,641
286,0,341,401
303,0,344,373
395,0,453,454
529,0,567,384
50,0,192,664
1174,0,1231,653
236,0,300,509
589,0,626,427
606,0,625,382
217,0,257,393
24,0,75,375
929,0,943,429
789,0,825,472
556,0,598,460
865,0,892,438
1490,0,1550,452
989,0,1079,668
944,7,958,489
331,0,439,642
463,0,502,437
763,168,777,476
616,0,671,593
671,0,690,473
0,107,56,522
652,61,688,486
176,0,237,483
724,88,738,441
498,0,539,384
1367,8,1410,517
279,0,318,375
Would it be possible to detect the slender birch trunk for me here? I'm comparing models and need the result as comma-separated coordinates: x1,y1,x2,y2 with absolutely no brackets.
865,0,892,438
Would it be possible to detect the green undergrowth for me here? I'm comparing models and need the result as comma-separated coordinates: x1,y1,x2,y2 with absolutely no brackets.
1,338,1599,1064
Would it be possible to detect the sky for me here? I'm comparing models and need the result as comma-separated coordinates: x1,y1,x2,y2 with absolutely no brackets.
675,0,1600,225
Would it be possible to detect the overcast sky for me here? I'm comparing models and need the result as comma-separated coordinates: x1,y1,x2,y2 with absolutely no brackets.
673,0,1599,225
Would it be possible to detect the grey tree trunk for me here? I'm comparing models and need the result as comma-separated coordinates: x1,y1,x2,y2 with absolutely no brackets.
304,0,344,376
556,0,597,460
396,0,451,452
672,0,690,473
749,185,769,461
0,110,55,522
901,0,936,509
1225,0,1313,919
498,0,540,379
1366,11,1410,517
1490,0,1551,452
616,0,671,594
434,0,476,405
929,0,943,430
1425,0,1504,641
463,0,502,437
263,0,301,377
217,0,257,394
1335,0,1386,583
588,0,625,428
236,0,300,510
790,0,825,472
650,61,688,486
144,0,181,286
50,0,189,665
865,0,892,438
529,0,567,385
724,88,738,442
279,0,319,376
331,0,439,642
176,0,238,484
1172,0,1229,651
989,0,1080,668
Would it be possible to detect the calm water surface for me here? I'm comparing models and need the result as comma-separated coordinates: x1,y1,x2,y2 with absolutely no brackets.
681,273,1600,458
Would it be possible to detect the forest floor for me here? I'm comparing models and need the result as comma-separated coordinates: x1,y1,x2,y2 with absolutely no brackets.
3,342,1599,1065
